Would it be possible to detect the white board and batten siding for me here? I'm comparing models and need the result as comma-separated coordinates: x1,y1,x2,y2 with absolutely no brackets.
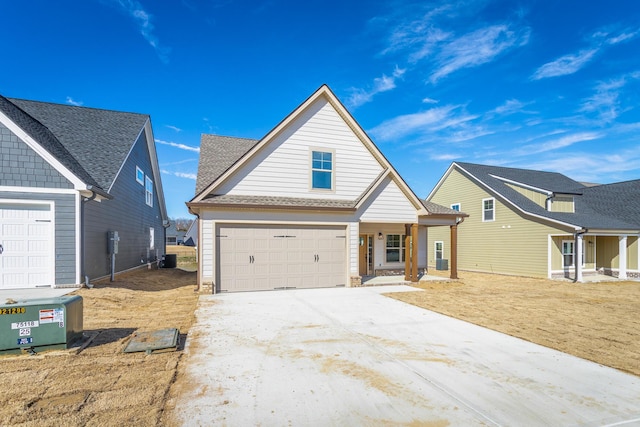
217,98,384,200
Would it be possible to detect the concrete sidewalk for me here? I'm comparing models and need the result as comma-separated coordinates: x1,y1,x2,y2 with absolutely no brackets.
1,287,75,303
173,285,640,426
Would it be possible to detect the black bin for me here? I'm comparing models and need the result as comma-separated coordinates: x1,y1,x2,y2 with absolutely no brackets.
163,254,177,268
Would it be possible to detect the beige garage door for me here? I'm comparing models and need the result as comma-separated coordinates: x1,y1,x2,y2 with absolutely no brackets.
218,225,346,292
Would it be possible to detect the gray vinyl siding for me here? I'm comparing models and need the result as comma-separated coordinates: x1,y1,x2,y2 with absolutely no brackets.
0,191,76,285
0,123,73,189
83,128,165,279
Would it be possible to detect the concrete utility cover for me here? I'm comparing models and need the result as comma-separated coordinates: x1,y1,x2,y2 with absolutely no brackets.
123,328,179,354
173,286,640,426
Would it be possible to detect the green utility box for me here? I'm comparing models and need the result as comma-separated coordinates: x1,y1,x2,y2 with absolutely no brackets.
0,295,83,354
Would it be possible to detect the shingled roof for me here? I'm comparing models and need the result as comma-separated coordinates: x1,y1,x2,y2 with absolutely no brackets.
195,134,258,195
0,95,101,189
6,97,149,192
452,162,640,231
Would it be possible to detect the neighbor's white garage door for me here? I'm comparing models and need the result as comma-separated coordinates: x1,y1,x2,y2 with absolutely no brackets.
0,203,54,289
218,225,346,292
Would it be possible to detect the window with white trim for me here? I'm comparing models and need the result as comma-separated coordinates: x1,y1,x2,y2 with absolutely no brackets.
386,234,406,263
435,241,443,260
450,203,460,211
136,166,144,185
311,150,333,190
482,198,495,222
145,176,153,207
562,240,574,267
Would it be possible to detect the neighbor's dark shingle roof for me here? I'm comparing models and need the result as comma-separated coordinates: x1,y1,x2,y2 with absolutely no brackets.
7,97,149,191
195,134,258,195
455,162,640,230
0,95,101,189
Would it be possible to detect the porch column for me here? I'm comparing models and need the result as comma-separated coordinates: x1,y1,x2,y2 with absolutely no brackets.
619,235,628,279
404,225,411,281
411,223,419,282
575,233,583,282
450,223,459,280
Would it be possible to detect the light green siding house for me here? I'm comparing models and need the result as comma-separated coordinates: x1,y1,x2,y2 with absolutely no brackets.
427,162,640,281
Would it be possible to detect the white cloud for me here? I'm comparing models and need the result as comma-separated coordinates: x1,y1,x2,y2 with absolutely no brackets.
369,105,459,141
165,125,182,132
66,97,83,106
155,139,200,152
422,97,439,104
531,49,598,80
491,99,525,116
106,0,170,63
580,72,640,123
346,66,406,108
516,132,601,155
429,24,530,83
161,169,197,180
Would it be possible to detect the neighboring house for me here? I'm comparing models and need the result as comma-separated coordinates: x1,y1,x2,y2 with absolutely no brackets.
0,95,168,289
188,85,464,293
166,221,187,245
427,162,640,281
183,220,197,247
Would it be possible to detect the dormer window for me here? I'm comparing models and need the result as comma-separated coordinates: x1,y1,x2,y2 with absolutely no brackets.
311,150,333,190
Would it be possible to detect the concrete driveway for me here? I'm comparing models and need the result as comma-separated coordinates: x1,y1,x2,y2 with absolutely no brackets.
173,285,640,426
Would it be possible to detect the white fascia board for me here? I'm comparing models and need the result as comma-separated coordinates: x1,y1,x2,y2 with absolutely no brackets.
489,174,553,195
0,110,86,190
144,120,169,222
191,91,329,203
0,186,76,195
426,162,456,201
354,170,390,210
456,164,583,231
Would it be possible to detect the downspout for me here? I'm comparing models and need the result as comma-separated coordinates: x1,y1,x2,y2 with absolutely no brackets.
545,193,554,211
81,191,98,288
81,186,112,287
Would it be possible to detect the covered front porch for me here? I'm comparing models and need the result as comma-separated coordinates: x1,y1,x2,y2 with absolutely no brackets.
550,232,640,281
356,217,463,284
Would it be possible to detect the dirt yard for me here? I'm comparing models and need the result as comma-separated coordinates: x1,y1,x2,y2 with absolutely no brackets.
1,259,639,425
0,265,198,426
388,271,640,377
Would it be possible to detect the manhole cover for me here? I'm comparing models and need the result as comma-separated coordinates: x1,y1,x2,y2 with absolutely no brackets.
123,328,179,354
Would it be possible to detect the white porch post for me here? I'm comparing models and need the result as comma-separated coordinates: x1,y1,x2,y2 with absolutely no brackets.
619,235,628,279
576,233,584,282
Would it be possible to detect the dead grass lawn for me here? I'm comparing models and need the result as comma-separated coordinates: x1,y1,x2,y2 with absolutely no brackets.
387,271,640,376
0,268,198,426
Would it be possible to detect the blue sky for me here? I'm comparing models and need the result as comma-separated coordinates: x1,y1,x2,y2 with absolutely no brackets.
2,1,640,218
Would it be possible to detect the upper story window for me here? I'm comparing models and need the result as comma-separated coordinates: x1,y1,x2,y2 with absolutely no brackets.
482,198,495,222
145,176,153,207
311,150,333,190
451,203,460,211
136,166,144,185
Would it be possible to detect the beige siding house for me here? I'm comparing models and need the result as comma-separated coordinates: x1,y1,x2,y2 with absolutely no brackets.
427,162,640,281
188,85,463,293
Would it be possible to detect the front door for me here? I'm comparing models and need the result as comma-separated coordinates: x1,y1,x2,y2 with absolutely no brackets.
358,234,373,276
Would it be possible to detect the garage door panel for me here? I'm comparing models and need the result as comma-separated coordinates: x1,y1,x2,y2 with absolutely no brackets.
218,225,346,292
0,203,53,289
